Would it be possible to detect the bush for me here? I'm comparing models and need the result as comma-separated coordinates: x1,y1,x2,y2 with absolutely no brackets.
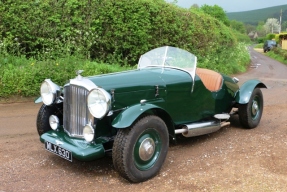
232,30,252,43
257,37,265,44
266,48,287,64
199,42,250,74
266,33,276,40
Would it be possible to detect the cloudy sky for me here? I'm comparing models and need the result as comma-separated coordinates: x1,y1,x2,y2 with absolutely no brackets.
174,0,287,12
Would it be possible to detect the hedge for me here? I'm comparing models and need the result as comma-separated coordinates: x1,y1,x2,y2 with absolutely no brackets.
0,0,237,65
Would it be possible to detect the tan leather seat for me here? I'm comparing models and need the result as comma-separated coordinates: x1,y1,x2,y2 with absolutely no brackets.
196,68,222,92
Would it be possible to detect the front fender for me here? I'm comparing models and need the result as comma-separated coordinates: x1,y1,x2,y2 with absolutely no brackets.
112,103,163,128
235,79,267,104
35,96,42,103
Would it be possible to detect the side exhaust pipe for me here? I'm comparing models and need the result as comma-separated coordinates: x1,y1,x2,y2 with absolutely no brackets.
175,121,230,137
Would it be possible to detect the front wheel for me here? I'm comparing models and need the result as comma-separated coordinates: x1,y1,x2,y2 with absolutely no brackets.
112,115,169,183
36,104,63,136
238,88,263,129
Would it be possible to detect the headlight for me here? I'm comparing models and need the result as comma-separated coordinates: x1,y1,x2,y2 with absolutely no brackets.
40,79,60,105
87,88,111,119
83,124,94,142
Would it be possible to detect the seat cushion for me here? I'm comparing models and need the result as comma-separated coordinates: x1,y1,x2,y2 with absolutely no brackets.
196,68,222,92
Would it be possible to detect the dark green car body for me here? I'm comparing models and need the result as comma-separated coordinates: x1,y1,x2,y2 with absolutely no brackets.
36,46,266,182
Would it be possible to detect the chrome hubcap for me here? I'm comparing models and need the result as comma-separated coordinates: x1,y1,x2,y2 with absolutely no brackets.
139,138,155,161
252,100,259,116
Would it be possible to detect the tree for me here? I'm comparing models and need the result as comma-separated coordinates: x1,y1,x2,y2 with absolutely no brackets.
245,24,256,34
200,4,230,26
256,21,266,37
230,20,246,34
191,4,199,9
282,21,287,32
264,18,280,33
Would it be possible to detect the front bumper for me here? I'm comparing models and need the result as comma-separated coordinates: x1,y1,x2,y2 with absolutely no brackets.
40,130,105,161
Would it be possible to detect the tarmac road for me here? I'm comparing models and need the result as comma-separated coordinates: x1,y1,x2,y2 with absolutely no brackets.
1,48,287,191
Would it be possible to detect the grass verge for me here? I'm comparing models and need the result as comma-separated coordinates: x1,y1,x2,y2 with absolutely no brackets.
0,43,251,101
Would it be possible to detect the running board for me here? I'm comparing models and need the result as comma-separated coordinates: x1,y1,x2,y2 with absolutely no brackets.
214,113,230,120
175,121,230,137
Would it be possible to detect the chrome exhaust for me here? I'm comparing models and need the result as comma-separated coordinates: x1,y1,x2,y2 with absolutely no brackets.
174,121,230,137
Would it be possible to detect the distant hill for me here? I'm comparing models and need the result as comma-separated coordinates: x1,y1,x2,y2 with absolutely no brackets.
227,4,287,25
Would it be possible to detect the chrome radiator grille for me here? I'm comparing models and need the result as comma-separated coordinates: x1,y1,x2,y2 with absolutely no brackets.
63,85,92,138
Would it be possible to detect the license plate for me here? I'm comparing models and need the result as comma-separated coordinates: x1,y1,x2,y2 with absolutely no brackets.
45,141,72,162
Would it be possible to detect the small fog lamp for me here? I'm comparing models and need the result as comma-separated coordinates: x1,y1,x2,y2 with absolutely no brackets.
49,115,59,130
83,124,94,142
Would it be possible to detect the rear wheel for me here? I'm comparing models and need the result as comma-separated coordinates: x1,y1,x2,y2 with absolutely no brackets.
112,115,169,182
238,88,263,129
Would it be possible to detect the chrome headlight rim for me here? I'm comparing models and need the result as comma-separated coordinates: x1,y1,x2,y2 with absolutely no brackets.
40,79,60,105
83,124,95,142
87,88,111,119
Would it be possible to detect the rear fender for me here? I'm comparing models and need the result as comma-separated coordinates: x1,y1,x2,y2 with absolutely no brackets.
235,80,267,104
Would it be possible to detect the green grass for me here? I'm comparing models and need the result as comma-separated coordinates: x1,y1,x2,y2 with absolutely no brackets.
254,43,263,48
266,48,287,64
0,55,133,98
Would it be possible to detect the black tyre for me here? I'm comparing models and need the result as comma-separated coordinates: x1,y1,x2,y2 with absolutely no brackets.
112,115,169,183
36,104,63,136
238,88,263,129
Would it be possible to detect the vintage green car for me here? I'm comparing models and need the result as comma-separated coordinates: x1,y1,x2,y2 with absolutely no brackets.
36,46,266,182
